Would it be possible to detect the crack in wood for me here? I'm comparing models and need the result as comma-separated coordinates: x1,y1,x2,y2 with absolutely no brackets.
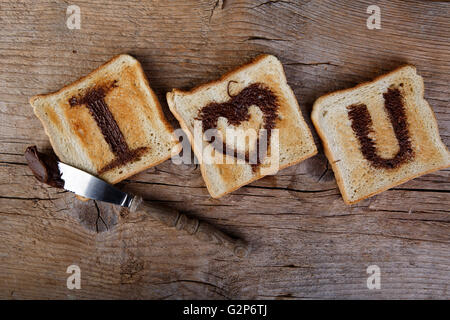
285,61,338,67
0,195,59,201
155,279,231,299
263,226,450,244
253,0,293,9
260,294,312,299
245,185,337,193
373,208,449,215
0,152,24,156
208,0,224,23
231,193,276,198
386,217,450,224
0,161,28,166
245,36,292,42
93,200,108,233
391,188,450,194
317,161,329,182
258,264,314,269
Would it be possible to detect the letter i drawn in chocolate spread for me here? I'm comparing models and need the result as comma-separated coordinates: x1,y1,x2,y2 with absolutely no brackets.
347,87,414,169
69,81,147,173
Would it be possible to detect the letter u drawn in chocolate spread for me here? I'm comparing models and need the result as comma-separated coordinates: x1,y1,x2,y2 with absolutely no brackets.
197,82,279,171
347,87,414,169
69,81,147,173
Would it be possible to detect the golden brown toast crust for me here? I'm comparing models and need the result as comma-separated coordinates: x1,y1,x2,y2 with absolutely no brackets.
168,54,318,198
30,54,175,136
170,54,271,95
30,54,181,184
312,65,450,204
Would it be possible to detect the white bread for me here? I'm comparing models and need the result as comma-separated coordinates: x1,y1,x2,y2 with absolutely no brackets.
30,54,181,184
311,65,450,204
167,54,317,198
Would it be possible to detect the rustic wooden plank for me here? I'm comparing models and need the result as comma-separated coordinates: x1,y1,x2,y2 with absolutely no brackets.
0,0,449,299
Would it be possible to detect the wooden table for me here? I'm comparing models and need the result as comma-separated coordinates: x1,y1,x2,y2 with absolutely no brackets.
0,0,449,299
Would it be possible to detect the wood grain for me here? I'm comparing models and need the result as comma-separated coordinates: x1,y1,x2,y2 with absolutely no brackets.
0,0,449,299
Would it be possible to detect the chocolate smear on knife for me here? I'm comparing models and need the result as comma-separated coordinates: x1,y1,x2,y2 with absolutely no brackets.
24,146,64,188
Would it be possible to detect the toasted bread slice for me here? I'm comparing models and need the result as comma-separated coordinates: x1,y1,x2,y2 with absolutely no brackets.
312,65,450,204
30,54,181,184
167,54,317,198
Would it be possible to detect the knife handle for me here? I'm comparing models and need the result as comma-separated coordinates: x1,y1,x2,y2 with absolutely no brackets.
128,196,249,258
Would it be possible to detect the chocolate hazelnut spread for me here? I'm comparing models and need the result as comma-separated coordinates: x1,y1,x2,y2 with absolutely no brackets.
197,82,279,170
347,87,414,169
69,81,147,173
24,146,64,188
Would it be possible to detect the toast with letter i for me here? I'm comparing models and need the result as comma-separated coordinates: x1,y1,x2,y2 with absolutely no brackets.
30,54,181,184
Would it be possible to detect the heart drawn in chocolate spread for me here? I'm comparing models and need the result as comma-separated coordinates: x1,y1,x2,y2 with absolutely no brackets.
196,82,279,171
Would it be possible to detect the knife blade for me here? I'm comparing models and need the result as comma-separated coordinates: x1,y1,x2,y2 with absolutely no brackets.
57,162,249,257
25,145,249,258
58,162,134,207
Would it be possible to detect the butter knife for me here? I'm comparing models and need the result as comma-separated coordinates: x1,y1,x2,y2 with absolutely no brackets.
24,146,249,258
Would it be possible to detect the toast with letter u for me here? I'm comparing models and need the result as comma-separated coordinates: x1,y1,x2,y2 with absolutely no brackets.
312,65,450,204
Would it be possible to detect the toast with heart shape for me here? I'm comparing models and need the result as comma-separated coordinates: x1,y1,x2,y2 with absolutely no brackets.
312,65,450,204
167,54,317,198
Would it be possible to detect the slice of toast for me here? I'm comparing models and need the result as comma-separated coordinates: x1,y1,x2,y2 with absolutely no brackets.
30,54,181,184
312,65,450,204
167,54,317,198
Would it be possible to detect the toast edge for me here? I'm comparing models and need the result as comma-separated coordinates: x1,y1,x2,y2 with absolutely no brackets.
169,92,318,199
168,54,275,97
311,64,450,205
29,54,182,184
30,53,177,136
29,54,135,105
311,64,417,109
167,54,318,198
